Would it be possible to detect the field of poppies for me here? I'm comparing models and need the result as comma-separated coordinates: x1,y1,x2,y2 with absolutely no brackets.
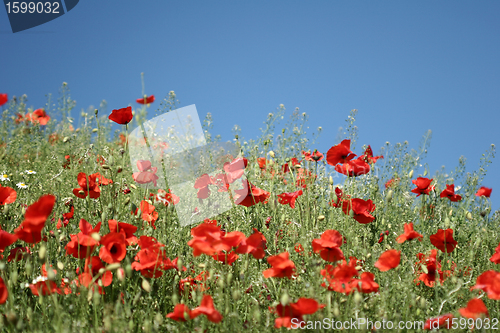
0,87,499,332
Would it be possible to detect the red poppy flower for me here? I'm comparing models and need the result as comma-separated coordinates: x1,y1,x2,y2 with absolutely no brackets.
360,145,383,164
73,172,101,199
385,178,400,189
99,232,128,264
234,180,270,207
415,250,445,287
166,304,192,321
134,200,159,228
335,158,370,177
320,257,360,294
490,243,500,264
56,206,75,229
30,108,50,125
429,229,458,253
194,173,213,199
29,278,61,296
109,106,133,125
235,228,267,259
0,185,17,205
14,194,56,244
440,184,462,202
329,187,350,208
277,190,303,209
274,298,324,329
93,172,113,186
151,189,180,206
359,272,379,293
0,276,7,304
302,150,324,162
7,246,31,262
476,186,492,198
65,219,102,259
0,94,7,107
326,139,356,166
459,298,488,319
295,168,316,188
188,221,245,256
411,177,434,196
312,230,345,262
471,270,500,300
263,251,296,279
0,226,18,253
108,219,138,246
374,249,401,271
132,236,178,278
377,230,389,243
341,198,376,224
223,157,248,183
132,160,159,187
80,256,113,289
257,157,267,170
424,314,453,330
396,222,423,243
212,250,239,265
136,95,155,104
190,295,223,323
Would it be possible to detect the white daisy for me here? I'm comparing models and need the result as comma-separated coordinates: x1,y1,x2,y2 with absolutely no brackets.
25,170,36,174
16,182,28,189
0,173,9,181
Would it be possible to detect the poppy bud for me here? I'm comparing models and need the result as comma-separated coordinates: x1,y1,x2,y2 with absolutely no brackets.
130,184,137,190
142,279,151,293
102,164,110,170
386,190,393,202
329,176,333,185
280,291,289,306
94,109,98,116
317,215,325,221
232,289,241,301
177,258,183,271
349,210,354,218
78,190,85,196
124,197,130,205
63,136,70,143
2,205,8,214
444,217,450,228
38,244,46,261
106,263,121,272
91,232,101,242
408,170,414,178
101,211,107,223
47,269,56,281
171,293,179,305
25,262,32,276
333,302,340,317
92,128,98,133
466,212,473,220
269,151,275,158
57,261,64,270
227,272,233,285
353,291,363,305
125,264,132,277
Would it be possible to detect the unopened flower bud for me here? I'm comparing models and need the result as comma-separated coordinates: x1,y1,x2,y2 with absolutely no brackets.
408,170,414,178
269,151,275,158
142,279,151,292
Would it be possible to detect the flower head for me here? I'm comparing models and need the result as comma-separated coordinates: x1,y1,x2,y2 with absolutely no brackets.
16,182,28,189
109,106,133,125
476,186,492,198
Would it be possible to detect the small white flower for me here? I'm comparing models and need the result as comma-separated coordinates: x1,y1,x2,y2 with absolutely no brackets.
0,174,9,181
25,170,36,174
16,182,28,189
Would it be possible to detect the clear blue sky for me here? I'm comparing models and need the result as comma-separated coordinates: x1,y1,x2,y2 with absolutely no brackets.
1,1,498,210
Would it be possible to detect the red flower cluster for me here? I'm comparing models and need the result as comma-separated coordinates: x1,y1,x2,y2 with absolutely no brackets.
312,230,345,262
321,257,378,294
327,140,382,177
132,236,179,278
440,184,462,202
272,298,324,328
166,295,222,323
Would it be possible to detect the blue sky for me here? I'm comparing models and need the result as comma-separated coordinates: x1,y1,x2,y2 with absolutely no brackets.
1,1,498,210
